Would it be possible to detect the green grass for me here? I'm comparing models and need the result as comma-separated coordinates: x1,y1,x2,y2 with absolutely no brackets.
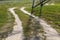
0,1,46,39
13,2,44,39
0,1,27,29
0,1,32,40
0,3,16,39
42,5,60,33
0,3,15,33
0,2,24,33
15,9,45,40
0,5,8,27
26,4,60,33
1,1,60,39
14,9,30,36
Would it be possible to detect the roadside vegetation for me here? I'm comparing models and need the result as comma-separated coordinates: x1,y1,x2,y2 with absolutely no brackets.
0,0,29,33
0,3,15,32
26,4,60,33
0,2,16,40
15,8,45,40
0,1,32,40
13,1,45,39
0,2,26,39
0,0,60,40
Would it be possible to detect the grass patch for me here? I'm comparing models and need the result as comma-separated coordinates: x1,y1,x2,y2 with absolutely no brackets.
26,4,60,33
0,3,16,39
0,0,32,27
0,1,32,40
15,9,29,35
15,6,45,39
0,1,29,30
0,1,45,39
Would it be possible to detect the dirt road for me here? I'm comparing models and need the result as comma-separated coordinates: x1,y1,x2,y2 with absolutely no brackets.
6,7,24,40
20,7,60,40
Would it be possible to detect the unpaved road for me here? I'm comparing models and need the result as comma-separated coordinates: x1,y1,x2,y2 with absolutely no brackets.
6,7,24,40
20,7,60,40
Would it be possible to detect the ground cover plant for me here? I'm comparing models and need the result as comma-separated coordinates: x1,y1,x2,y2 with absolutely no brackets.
26,4,60,33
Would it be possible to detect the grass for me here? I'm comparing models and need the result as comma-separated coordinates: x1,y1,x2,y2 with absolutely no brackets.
0,5,8,27
15,6,45,40
0,2,16,39
1,1,59,39
14,9,30,36
26,4,60,33
0,3,15,29
1,1,60,39
0,1,28,30
0,1,32,40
